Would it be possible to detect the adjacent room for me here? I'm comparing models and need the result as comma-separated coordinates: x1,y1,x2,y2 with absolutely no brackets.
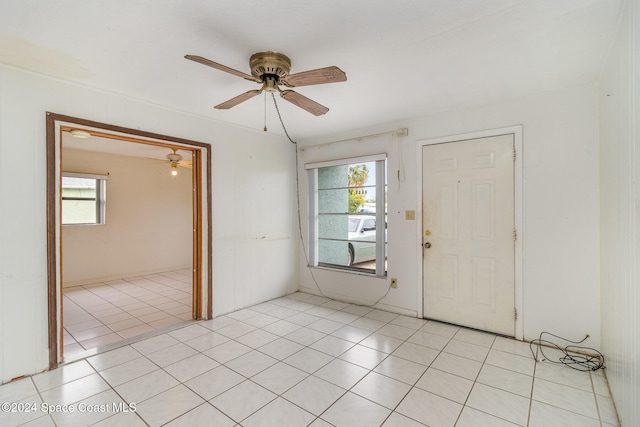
0,1,637,426
61,132,196,358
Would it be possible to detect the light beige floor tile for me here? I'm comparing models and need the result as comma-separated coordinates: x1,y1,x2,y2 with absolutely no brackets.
431,351,483,380
258,337,304,360
242,397,315,427
466,383,530,426
374,355,428,385
532,378,599,420
339,344,387,369
321,392,391,427
145,343,198,367
528,400,600,427
360,333,404,353
184,365,245,400
396,387,462,427
87,346,142,371
224,350,278,378
310,335,355,357
392,341,439,366
40,373,110,406
283,375,346,416
331,325,372,343
0,376,38,402
182,331,230,352
98,357,158,387
485,349,535,376
203,340,252,364
164,403,235,427
444,339,491,362
32,360,95,392
209,380,276,423
115,369,179,404
164,353,219,382
382,412,427,426
415,367,474,404
351,371,411,409
476,364,533,397
251,362,308,394
135,385,204,426
456,406,520,427
314,359,369,389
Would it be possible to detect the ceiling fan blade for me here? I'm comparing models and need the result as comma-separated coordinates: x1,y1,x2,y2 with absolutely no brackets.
185,55,257,82
281,66,347,87
214,89,262,110
280,90,329,116
178,160,192,169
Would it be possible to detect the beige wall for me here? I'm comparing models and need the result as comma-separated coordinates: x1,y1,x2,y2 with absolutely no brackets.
61,148,193,286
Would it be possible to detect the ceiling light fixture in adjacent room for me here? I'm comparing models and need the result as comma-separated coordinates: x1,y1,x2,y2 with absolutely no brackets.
69,129,91,138
170,162,178,176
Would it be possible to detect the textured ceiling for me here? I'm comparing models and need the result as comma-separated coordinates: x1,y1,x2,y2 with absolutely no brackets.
0,0,623,141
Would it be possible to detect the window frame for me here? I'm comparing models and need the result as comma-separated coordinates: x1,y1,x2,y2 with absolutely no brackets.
61,172,108,225
306,154,387,276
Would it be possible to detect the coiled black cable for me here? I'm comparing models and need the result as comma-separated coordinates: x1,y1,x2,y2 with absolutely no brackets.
530,331,604,372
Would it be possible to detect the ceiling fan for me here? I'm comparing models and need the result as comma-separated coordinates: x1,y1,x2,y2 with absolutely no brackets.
165,149,192,176
185,51,347,116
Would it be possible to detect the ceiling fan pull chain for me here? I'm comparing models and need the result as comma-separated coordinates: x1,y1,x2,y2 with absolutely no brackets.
264,92,268,132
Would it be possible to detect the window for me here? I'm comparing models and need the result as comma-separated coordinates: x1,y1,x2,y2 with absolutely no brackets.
306,154,387,275
61,173,107,225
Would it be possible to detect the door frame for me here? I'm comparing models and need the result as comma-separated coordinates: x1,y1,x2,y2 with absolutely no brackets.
416,125,523,339
46,112,213,369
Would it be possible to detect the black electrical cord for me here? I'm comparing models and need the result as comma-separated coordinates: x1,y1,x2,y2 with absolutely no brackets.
529,331,604,372
270,93,392,307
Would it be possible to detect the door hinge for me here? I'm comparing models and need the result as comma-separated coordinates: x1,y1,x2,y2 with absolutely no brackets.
513,148,516,161
513,228,517,240
514,308,518,320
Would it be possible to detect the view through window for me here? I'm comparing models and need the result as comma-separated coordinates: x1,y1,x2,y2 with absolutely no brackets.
308,156,387,275
61,173,107,225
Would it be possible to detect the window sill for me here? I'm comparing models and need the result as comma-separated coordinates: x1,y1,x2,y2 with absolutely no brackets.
310,264,388,279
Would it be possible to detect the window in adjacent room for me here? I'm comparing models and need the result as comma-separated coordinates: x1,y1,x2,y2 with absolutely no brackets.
61,173,107,225
306,154,387,276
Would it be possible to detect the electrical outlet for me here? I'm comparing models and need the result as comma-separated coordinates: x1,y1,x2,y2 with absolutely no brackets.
390,278,398,288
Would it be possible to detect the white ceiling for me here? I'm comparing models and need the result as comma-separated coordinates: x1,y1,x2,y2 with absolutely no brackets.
62,132,192,161
0,0,623,141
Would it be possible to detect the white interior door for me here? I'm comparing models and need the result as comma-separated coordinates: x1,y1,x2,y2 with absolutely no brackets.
422,134,515,336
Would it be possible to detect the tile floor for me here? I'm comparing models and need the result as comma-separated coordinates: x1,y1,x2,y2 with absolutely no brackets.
63,269,193,360
2,292,619,426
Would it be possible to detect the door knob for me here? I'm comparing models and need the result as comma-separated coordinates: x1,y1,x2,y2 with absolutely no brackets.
424,242,432,249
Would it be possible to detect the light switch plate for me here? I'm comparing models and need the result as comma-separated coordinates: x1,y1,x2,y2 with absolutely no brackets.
405,210,415,220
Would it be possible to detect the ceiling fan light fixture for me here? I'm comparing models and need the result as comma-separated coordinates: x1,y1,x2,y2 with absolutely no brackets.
69,129,91,138
170,162,178,176
185,51,346,115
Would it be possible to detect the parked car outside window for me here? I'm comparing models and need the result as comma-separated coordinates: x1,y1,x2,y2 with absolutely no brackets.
347,215,386,266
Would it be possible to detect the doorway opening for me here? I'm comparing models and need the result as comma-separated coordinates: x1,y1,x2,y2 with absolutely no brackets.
46,113,212,369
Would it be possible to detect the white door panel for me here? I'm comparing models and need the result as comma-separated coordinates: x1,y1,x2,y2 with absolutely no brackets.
423,134,515,336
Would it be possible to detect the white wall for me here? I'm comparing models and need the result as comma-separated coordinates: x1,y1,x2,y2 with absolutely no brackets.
599,0,639,425
299,82,601,346
0,66,299,383
61,148,193,286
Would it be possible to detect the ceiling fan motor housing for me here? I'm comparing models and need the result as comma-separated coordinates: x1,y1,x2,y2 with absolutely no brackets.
250,51,291,86
166,152,182,162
